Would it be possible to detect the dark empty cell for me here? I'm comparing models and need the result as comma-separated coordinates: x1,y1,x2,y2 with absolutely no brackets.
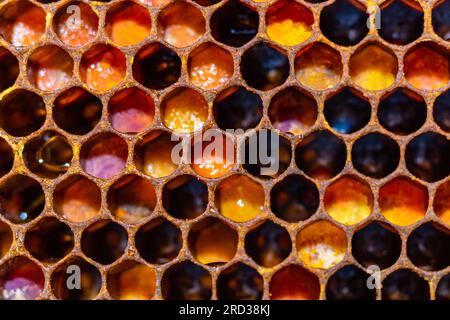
382,269,430,300
0,138,14,178
326,265,375,300
24,217,74,263
241,130,291,179
133,43,181,90
0,175,44,224
23,131,73,179
162,175,208,219
379,0,423,45
405,132,450,182
352,221,401,269
407,222,450,271
434,90,450,132
135,218,182,264
217,263,263,300
194,0,222,6
432,0,450,40
295,131,347,179
324,88,371,134
81,220,128,265
352,133,400,179
270,174,319,222
320,0,369,46
53,87,102,135
0,90,46,137
0,47,19,92
161,261,212,300
436,274,450,300
214,87,263,130
210,0,259,47
51,257,101,300
245,220,292,268
378,89,426,135
241,43,289,91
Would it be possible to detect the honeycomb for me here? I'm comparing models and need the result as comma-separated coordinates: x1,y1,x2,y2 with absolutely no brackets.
0,0,448,300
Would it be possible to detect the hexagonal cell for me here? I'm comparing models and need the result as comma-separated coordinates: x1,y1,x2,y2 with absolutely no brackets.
80,133,128,180
271,174,319,222
188,217,238,265
216,174,265,223
269,265,320,300
24,217,74,263
158,1,205,48
133,42,181,90
324,88,371,134
188,43,234,90
436,274,450,300
53,1,98,47
241,129,291,179
379,177,428,226
214,86,263,131
53,175,101,223
295,130,347,180
23,131,72,179
434,180,450,226
80,44,126,92
0,47,19,92
0,0,46,47
135,218,182,264
434,90,450,132
108,87,155,134
0,220,12,259
51,256,101,300
0,137,14,178
191,131,235,179
107,174,156,224
53,87,102,136
106,1,151,47
266,0,313,47
404,43,449,91
297,220,347,269
405,132,450,182
107,260,156,300
379,0,423,45
245,220,292,268
378,89,426,136
432,0,450,41
295,42,343,90
0,89,46,137
160,87,208,133
326,265,375,300
0,256,44,300
162,175,208,220
0,175,44,224
210,0,259,47
134,130,179,178
217,262,263,300
352,221,401,269
407,222,450,271
27,45,73,92
241,43,289,91
81,219,128,265
269,87,317,135
351,132,400,179
320,0,369,46
381,269,429,300
349,43,398,91
161,261,212,300
324,175,373,226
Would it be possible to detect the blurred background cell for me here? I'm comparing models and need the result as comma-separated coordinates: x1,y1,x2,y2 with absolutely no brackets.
433,90,450,132
217,263,263,300
0,47,19,92
0,137,14,178
381,269,430,300
432,0,450,40
434,180,450,226
270,265,320,300
326,265,375,300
